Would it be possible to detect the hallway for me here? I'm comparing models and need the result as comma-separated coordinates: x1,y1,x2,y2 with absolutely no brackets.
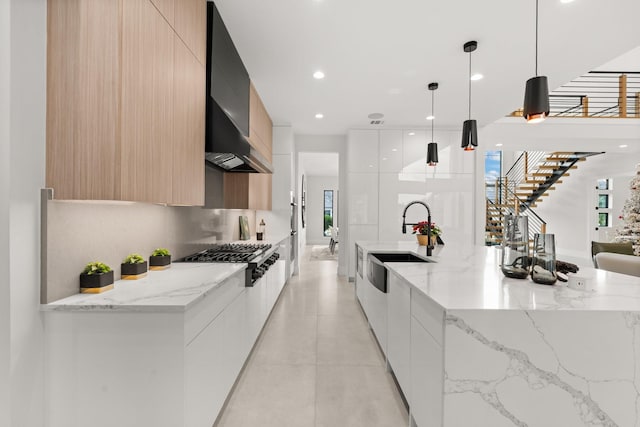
215,246,409,427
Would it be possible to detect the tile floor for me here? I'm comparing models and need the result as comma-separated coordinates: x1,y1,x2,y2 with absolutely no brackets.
215,246,409,427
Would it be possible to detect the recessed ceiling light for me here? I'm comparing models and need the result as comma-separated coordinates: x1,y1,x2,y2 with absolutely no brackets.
496,143,503,147
315,113,324,119
382,157,387,161
470,73,484,81
408,132,415,136
313,70,325,79
368,165,373,168
426,115,435,120
560,0,575,3
368,112,384,120
619,144,628,148
391,148,398,152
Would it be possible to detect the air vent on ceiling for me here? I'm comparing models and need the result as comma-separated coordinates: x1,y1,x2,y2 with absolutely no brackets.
368,112,384,125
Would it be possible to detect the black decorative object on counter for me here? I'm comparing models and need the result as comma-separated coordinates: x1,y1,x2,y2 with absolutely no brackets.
149,248,171,270
121,253,148,280
500,215,530,279
80,261,114,294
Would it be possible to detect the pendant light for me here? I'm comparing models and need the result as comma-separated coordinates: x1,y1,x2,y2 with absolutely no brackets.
523,0,549,123
427,82,439,166
461,40,478,151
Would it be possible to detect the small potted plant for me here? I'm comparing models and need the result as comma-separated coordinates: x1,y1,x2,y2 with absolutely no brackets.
121,253,148,280
412,221,442,247
149,248,171,270
80,261,114,293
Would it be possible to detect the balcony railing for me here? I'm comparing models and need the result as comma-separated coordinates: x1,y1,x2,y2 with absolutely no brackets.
510,71,640,119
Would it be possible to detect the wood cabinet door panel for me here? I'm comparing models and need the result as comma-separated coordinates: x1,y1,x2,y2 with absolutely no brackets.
121,0,174,203
174,0,206,65
172,37,205,206
47,0,120,200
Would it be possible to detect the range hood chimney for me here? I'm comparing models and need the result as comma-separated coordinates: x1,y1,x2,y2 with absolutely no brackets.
205,2,272,174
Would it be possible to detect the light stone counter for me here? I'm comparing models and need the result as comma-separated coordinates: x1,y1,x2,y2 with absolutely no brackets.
356,241,640,427
41,262,245,312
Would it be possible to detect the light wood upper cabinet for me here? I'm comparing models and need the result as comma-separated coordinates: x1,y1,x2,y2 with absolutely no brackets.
172,36,205,206
223,173,272,211
174,0,207,66
248,82,273,163
149,0,174,26
46,0,206,206
121,0,174,204
47,0,120,200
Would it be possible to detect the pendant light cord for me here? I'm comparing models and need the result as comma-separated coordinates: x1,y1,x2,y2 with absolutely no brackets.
431,88,435,142
468,49,472,120
535,0,539,76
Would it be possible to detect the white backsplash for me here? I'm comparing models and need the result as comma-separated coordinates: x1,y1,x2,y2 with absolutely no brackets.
43,198,256,303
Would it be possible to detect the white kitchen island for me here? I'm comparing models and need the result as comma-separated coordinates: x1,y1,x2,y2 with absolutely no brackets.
42,259,287,427
355,241,640,427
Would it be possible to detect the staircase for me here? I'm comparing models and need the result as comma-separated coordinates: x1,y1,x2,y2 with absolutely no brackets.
485,151,603,245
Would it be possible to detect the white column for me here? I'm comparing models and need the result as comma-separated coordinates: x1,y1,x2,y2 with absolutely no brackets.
7,0,47,425
0,0,12,425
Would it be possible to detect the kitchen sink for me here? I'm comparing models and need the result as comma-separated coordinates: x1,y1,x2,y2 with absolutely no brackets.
368,252,432,263
367,252,433,293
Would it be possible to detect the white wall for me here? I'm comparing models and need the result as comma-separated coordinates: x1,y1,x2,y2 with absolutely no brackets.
305,176,338,245
295,134,347,276
346,128,476,278
533,153,638,263
5,0,47,425
0,0,11,424
478,118,640,264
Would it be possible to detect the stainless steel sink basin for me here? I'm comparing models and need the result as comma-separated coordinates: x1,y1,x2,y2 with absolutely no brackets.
367,252,432,293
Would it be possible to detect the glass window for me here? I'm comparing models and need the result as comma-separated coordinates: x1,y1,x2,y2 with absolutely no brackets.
597,179,610,190
598,213,609,227
324,190,333,237
598,194,609,209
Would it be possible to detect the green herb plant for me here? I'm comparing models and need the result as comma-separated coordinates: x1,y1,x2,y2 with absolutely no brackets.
151,248,170,257
82,261,112,275
123,254,145,264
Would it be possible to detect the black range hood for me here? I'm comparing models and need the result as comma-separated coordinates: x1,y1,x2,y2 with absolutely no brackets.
205,2,272,174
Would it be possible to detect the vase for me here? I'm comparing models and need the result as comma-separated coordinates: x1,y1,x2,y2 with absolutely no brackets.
500,215,530,279
430,235,438,247
531,233,557,285
416,234,429,246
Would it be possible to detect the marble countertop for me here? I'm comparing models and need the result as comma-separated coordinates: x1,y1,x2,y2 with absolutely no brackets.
357,241,640,311
41,263,245,312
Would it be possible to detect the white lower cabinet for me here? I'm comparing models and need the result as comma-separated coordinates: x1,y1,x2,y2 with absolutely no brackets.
45,262,289,427
386,273,411,400
245,275,268,351
410,289,445,427
410,317,443,427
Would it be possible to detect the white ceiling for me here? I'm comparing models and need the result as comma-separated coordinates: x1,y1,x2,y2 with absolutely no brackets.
299,152,339,177
214,0,640,135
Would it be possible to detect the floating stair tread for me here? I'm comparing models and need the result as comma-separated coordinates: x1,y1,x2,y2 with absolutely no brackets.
529,173,570,177
537,165,578,170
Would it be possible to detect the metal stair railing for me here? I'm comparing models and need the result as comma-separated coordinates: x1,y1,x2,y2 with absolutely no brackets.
510,71,640,118
495,178,547,244
504,151,546,190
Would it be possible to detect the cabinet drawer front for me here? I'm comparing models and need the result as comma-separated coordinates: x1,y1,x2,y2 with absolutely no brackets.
184,270,244,344
411,290,444,346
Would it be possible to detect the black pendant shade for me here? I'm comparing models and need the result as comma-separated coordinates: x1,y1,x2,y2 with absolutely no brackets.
523,0,549,124
427,142,438,165
523,75,549,123
461,119,477,151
